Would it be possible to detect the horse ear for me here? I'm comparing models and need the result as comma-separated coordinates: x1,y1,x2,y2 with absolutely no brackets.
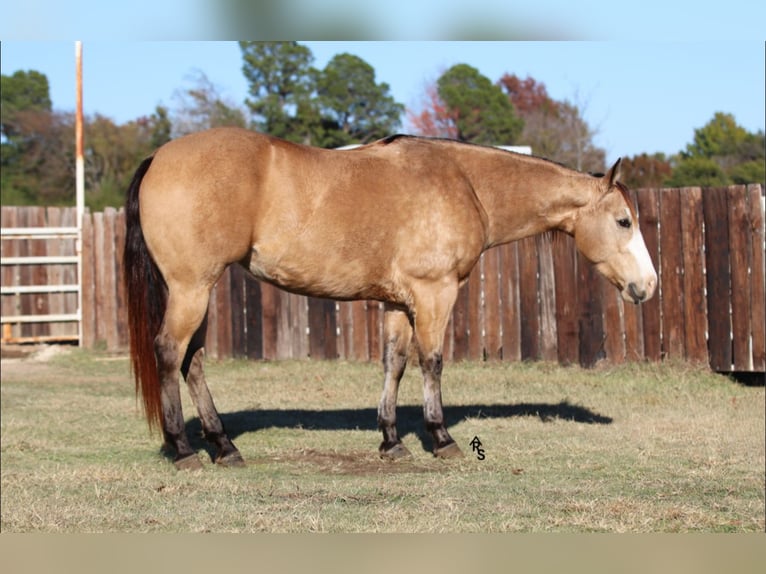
604,158,622,189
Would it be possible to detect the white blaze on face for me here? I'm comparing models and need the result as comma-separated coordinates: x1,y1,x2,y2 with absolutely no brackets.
626,225,657,298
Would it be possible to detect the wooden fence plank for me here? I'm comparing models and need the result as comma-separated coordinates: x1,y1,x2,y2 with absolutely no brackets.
246,275,265,360
102,208,120,351
602,282,625,364
113,208,128,348
467,256,484,360
213,267,234,359
92,212,106,345
337,301,353,360
292,293,310,359
366,301,383,362
637,188,662,361
483,247,502,360
537,234,558,362
518,236,540,361
80,210,96,348
551,233,579,365
659,189,685,360
227,265,246,357
500,242,521,362
680,188,708,364
577,252,605,367
747,185,765,371
259,282,279,360
351,300,370,361
703,187,733,371
451,281,470,361
727,186,752,371
308,297,337,359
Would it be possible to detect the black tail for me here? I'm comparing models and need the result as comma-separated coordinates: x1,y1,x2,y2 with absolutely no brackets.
123,156,166,432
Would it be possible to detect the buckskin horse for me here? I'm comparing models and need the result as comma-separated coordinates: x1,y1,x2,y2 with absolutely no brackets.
123,127,657,470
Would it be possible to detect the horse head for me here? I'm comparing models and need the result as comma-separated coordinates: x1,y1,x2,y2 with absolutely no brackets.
574,159,658,304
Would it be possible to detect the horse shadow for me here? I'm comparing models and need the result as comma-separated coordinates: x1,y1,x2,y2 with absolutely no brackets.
180,401,613,461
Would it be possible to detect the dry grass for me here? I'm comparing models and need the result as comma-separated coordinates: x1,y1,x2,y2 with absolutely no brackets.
1,346,763,532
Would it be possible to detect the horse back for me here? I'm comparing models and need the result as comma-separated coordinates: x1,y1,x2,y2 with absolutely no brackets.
138,128,488,303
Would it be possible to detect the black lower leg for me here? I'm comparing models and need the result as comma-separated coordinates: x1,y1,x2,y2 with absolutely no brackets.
156,331,201,469
183,345,243,466
421,353,461,456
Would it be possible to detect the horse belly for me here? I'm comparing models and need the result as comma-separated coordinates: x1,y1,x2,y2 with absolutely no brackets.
245,243,396,302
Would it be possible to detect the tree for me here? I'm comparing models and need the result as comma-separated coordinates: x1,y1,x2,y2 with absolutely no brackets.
498,73,559,116
620,153,673,189
239,41,317,143
315,53,404,147
665,156,730,187
498,74,605,172
1,70,66,205
435,64,523,145
668,112,765,187
408,82,459,139
1,68,173,208
1,70,52,140
170,70,247,137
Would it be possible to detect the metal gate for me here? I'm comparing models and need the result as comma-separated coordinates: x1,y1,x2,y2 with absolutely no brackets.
0,42,85,346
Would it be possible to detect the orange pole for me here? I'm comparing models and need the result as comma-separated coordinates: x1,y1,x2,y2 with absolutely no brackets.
75,41,84,346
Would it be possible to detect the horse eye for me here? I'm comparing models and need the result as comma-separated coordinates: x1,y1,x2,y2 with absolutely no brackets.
617,218,632,229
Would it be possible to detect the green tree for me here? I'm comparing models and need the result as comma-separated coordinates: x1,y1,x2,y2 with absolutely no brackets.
315,53,404,147
146,105,172,150
665,156,730,187
685,111,751,159
669,112,765,187
436,64,523,145
1,70,64,205
1,67,171,208
1,70,52,139
239,41,317,143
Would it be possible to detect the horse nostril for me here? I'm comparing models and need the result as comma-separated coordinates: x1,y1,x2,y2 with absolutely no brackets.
628,282,646,303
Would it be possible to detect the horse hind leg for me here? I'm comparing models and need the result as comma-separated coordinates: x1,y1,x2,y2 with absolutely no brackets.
181,314,244,467
155,284,217,470
378,306,414,459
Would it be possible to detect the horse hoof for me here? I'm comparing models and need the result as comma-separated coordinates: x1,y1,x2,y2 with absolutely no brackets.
174,453,203,471
217,452,246,468
434,442,464,459
379,442,412,460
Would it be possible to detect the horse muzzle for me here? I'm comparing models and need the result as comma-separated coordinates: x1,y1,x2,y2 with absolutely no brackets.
624,274,657,305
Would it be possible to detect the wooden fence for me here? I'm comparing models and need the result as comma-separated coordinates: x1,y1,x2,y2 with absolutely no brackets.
1,183,764,372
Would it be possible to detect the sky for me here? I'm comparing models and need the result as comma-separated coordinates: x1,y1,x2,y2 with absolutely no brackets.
1,2,764,167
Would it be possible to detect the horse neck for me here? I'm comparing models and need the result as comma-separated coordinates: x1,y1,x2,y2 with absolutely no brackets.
459,150,598,248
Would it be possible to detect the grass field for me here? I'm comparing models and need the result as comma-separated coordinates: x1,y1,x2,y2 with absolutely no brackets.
1,346,763,533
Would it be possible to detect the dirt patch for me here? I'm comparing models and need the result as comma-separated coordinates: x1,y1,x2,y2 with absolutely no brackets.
1,343,73,362
265,448,443,476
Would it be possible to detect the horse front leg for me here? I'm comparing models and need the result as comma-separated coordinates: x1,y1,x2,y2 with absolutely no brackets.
412,279,464,458
378,306,413,459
